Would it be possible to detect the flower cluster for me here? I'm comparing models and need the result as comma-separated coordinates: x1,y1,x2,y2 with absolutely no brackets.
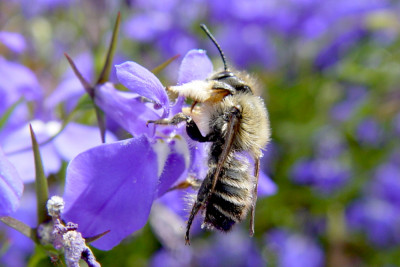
44,196,101,267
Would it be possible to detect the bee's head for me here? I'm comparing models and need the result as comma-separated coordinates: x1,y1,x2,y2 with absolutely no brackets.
201,24,253,95
210,70,252,94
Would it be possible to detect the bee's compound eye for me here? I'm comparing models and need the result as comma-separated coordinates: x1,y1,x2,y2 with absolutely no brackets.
239,85,251,93
211,71,235,80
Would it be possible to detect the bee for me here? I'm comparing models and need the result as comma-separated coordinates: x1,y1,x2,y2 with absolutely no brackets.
148,24,270,245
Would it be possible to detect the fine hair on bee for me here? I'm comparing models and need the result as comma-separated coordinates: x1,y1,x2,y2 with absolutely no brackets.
148,24,270,245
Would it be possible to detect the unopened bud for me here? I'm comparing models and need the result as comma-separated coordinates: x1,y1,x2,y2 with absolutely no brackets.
47,196,65,217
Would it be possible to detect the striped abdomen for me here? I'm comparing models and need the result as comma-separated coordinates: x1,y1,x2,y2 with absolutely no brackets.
202,156,253,231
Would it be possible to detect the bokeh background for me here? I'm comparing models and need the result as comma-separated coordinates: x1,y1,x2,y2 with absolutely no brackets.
1,0,400,266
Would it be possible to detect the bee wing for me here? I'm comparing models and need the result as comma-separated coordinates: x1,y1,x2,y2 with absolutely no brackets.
209,107,241,196
249,157,260,236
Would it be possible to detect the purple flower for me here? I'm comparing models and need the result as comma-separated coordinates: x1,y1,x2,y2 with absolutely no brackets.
291,158,350,194
330,86,367,122
1,120,116,183
1,121,61,183
392,112,400,136
63,136,160,250
0,146,24,216
346,197,400,247
0,32,27,54
356,117,384,147
156,28,198,59
123,13,172,42
0,190,36,267
196,230,265,267
208,23,277,69
313,126,346,158
367,160,400,206
266,229,324,267
315,27,366,69
0,56,43,133
151,229,264,267
151,247,193,267
15,0,73,18
62,50,212,250
45,52,94,114
346,152,400,247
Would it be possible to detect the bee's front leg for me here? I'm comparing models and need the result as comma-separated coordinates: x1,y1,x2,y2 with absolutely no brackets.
147,113,189,126
147,113,214,143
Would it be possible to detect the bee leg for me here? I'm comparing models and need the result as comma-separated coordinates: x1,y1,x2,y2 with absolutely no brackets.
249,157,260,237
166,176,202,192
185,117,215,143
147,113,189,126
185,175,212,245
185,200,202,245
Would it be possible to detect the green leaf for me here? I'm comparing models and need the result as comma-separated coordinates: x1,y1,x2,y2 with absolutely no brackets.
0,216,38,243
28,244,61,267
97,12,121,85
0,98,24,131
75,93,94,110
152,54,180,75
64,53,94,98
94,105,106,143
29,124,51,225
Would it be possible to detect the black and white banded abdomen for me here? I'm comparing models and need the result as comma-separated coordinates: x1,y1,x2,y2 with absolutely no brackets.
200,156,253,231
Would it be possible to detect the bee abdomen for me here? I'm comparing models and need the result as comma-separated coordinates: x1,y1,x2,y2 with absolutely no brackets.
203,160,252,232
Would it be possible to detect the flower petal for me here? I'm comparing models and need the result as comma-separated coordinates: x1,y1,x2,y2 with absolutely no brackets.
95,83,160,137
258,171,277,197
115,61,169,115
62,136,158,250
178,49,213,84
2,121,62,183
0,147,24,216
0,32,27,54
157,137,190,197
0,56,43,105
53,122,117,161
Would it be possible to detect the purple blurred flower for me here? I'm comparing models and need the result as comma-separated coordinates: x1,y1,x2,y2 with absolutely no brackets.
123,13,172,42
0,32,27,54
16,0,73,18
393,112,400,136
210,24,277,69
315,27,366,69
0,190,36,267
151,247,193,267
330,86,367,122
347,152,400,247
0,56,43,134
1,121,61,183
196,230,265,267
291,159,315,185
151,229,264,267
45,52,94,114
266,229,324,267
291,158,350,194
156,28,198,59
313,126,346,158
0,146,24,216
367,161,400,206
356,117,383,147
346,197,400,247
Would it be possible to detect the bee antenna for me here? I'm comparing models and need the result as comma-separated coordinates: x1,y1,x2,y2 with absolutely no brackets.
200,24,228,71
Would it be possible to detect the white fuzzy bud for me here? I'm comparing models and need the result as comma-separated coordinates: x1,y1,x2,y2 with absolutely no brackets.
47,196,65,217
